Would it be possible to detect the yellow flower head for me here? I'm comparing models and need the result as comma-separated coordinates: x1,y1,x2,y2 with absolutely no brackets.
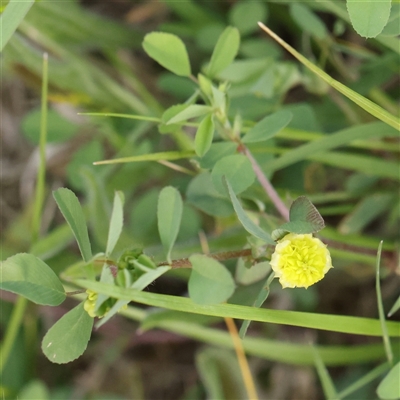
270,233,332,289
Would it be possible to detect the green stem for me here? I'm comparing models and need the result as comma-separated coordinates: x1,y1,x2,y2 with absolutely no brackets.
31,52,48,243
0,296,27,374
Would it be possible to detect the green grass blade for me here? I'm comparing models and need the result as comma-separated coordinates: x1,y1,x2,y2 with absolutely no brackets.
79,112,161,122
258,23,400,130
266,122,398,172
338,362,390,398
0,0,34,52
376,241,394,365
312,347,339,399
31,53,48,243
66,287,398,367
93,150,195,165
75,280,400,337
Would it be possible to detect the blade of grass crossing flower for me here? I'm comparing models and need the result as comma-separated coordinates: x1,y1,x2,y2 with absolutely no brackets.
105,191,124,256
376,241,393,365
258,22,400,131
74,280,400,337
312,347,339,400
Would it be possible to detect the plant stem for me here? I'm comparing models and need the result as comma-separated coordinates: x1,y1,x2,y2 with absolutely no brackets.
0,296,27,374
224,317,259,400
158,249,255,268
241,146,290,221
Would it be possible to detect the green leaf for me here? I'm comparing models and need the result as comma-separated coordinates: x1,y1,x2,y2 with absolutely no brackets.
0,253,66,306
229,1,268,36
347,0,392,38
199,142,237,169
212,154,255,196
207,26,240,78
75,279,400,337
242,110,293,143
290,196,325,229
225,177,274,244
42,302,93,364
290,3,328,39
377,361,400,400
235,260,270,286
142,32,191,76
186,173,234,217
195,115,215,157
106,191,125,256
188,254,236,305
157,186,183,264
0,0,34,52
53,188,92,262
166,104,212,125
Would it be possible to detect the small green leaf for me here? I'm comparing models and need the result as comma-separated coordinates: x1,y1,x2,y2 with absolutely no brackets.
235,260,270,286
188,254,236,305
377,361,400,399
347,0,392,38
42,303,93,364
242,110,293,143
212,154,255,196
0,253,66,306
199,142,237,169
225,177,274,244
186,173,234,218
166,104,212,125
290,196,325,231
195,115,215,157
272,197,324,237
207,26,240,78
142,32,191,76
106,191,125,256
290,3,328,39
157,186,183,264
53,188,92,262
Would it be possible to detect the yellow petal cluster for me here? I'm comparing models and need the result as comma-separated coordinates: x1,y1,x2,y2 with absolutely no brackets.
270,233,332,289
83,289,98,318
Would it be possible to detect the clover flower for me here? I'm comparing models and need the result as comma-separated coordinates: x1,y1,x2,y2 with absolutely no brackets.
83,289,110,318
270,233,332,289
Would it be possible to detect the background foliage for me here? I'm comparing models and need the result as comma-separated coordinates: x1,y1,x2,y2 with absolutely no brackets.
1,0,399,399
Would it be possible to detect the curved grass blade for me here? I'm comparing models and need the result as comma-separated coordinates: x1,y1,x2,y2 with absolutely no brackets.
258,22,400,131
